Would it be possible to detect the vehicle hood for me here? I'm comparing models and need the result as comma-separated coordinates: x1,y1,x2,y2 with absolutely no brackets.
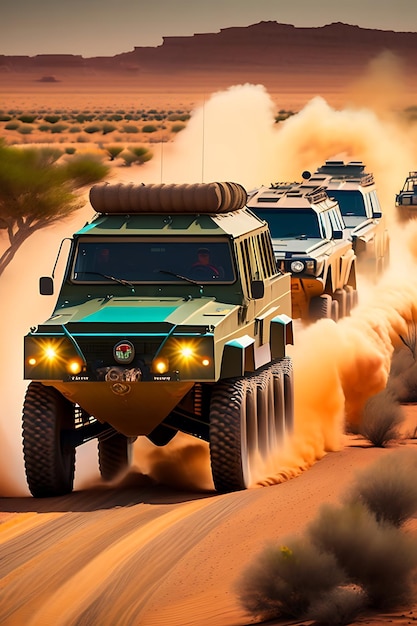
271,237,333,257
42,296,238,330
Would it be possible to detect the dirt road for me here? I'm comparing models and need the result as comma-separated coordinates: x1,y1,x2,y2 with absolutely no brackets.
0,440,409,626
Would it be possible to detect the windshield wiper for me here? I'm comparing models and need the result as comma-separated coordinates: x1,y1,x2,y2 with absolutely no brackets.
78,271,135,291
157,269,200,286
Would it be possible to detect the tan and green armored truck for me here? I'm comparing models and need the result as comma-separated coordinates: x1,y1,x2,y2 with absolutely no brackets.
23,182,294,497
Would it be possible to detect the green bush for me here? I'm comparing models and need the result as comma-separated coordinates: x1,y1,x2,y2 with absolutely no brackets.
63,154,110,186
43,115,61,124
84,124,101,135
171,123,185,133
4,121,19,130
142,124,157,133
50,123,69,134
128,146,153,164
18,114,37,123
122,124,139,134
17,124,33,135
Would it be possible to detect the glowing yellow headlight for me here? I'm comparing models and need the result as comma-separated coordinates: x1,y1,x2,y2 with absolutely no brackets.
152,357,169,374
201,358,210,367
28,357,37,366
67,360,83,375
180,346,194,358
45,346,57,360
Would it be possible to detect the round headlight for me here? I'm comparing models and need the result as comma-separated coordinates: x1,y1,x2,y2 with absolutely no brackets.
290,260,305,273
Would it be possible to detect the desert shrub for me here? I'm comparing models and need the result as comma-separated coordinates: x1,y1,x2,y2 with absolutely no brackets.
17,124,33,135
307,501,417,609
43,115,60,124
307,585,367,625
65,147,76,155
387,348,417,402
4,121,19,130
171,123,185,133
63,154,109,186
106,145,124,161
236,538,344,621
167,113,190,121
84,124,101,135
119,150,137,166
109,114,123,121
101,123,116,135
142,124,157,133
69,125,82,133
0,114,12,122
128,146,153,164
50,123,68,134
359,388,404,446
345,448,417,527
122,124,139,134
18,114,37,123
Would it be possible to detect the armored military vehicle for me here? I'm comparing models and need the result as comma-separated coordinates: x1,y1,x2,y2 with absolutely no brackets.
310,160,390,277
395,171,417,222
247,179,357,322
23,182,294,497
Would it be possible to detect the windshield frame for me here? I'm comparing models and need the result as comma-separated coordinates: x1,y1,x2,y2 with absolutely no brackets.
70,236,237,285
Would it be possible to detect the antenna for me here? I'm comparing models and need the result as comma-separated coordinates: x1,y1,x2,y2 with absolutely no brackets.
160,137,164,183
201,96,206,183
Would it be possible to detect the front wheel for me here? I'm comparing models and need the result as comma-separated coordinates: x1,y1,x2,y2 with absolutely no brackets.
209,358,293,493
22,382,76,497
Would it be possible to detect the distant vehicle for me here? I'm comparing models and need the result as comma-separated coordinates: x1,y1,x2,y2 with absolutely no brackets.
309,160,390,278
22,181,295,497
247,179,357,322
395,171,417,222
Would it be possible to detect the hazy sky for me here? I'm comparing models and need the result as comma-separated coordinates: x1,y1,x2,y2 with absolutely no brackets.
2,0,417,58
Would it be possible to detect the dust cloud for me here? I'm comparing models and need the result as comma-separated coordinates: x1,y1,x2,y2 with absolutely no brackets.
1,76,417,497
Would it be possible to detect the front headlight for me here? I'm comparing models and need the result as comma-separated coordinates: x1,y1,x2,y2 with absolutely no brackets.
153,337,214,378
24,337,86,379
291,260,305,273
290,259,316,274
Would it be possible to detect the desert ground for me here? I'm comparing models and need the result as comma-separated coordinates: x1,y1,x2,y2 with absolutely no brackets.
2,62,417,625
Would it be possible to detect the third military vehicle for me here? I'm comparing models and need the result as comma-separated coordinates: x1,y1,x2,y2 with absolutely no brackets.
247,179,357,322
311,160,390,277
22,182,294,497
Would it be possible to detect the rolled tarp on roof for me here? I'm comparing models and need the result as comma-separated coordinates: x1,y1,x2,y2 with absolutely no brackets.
89,182,248,214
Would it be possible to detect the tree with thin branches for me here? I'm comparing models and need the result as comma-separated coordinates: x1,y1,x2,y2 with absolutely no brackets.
0,141,109,276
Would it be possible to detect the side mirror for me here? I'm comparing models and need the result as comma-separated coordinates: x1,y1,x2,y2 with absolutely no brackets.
251,280,264,299
373,211,382,218
40,276,54,295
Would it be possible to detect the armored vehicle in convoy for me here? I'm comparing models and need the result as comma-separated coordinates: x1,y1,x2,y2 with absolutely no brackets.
247,179,357,322
23,182,294,497
310,160,390,277
395,171,417,222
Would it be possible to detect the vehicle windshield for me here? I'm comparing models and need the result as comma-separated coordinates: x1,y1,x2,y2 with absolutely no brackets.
328,190,366,217
253,209,322,238
72,238,235,283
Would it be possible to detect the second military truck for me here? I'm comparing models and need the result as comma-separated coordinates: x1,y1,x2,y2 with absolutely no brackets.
23,182,294,497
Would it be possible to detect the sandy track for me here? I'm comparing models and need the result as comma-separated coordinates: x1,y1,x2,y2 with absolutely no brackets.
1,440,412,626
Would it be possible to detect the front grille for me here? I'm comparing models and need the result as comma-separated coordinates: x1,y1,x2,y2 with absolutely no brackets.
75,337,162,364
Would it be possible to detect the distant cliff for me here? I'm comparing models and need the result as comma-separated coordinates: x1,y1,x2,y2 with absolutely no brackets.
2,21,417,76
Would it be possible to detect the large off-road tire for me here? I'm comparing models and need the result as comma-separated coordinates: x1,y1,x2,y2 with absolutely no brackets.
209,358,293,493
334,288,347,319
98,432,133,481
309,294,332,321
22,382,76,497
